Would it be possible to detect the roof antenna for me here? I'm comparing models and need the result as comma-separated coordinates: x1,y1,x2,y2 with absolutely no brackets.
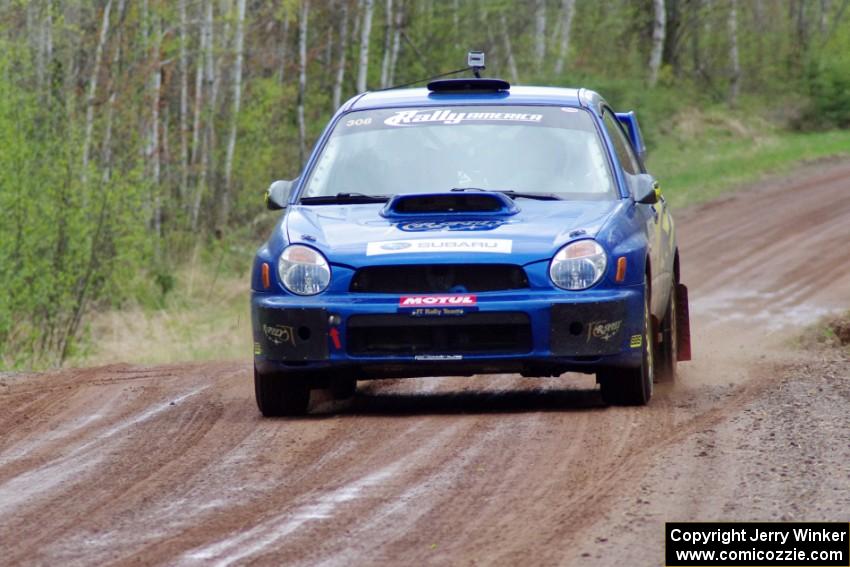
468,50,485,78
377,50,488,91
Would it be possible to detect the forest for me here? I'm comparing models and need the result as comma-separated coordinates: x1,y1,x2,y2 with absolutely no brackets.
1,0,849,368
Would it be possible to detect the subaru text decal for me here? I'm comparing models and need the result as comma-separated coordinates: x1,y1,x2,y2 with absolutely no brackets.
366,239,512,256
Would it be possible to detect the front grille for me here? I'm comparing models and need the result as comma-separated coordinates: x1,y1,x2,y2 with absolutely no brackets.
350,264,529,293
346,312,532,356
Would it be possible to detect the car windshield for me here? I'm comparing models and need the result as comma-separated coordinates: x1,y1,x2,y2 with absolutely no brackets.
301,105,618,201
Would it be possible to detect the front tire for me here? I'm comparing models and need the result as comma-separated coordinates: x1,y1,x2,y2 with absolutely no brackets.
598,281,654,406
254,366,310,417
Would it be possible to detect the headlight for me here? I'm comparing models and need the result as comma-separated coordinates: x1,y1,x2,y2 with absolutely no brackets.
278,245,331,295
549,240,607,290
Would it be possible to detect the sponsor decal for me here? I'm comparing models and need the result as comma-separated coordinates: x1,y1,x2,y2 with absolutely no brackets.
384,109,543,127
588,320,622,342
408,307,468,317
263,324,297,347
398,219,506,232
399,295,476,307
414,354,464,361
366,238,512,256
399,295,477,317
630,334,643,349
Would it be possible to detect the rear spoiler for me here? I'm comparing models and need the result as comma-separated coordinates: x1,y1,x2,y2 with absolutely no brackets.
615,111,647,164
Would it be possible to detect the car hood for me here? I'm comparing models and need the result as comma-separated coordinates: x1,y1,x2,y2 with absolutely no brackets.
284,199,624,267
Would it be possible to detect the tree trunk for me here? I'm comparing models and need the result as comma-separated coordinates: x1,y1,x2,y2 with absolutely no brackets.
452,0,459,36
36,0,54,91
148,8,162,254
191,0,215,230
648,0,666,86
81,0,113,184
819,0,831,35
356,0,374,92
728,0,740,106
221,0,246,229
533,0,546,69
101,2,126,183
278,5,291,84
297,0,310,164
179,0,189,203
499,13,519,84
332,0,350,110
553,0,576,75
379,0,393,88
388,2,403,85
190,0,209,170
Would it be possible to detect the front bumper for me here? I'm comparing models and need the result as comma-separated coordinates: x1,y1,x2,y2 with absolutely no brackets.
252,287,645,378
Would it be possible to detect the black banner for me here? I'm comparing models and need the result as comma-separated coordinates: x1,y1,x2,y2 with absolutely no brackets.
666,522,849,566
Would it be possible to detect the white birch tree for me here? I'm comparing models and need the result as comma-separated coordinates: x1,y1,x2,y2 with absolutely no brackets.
332,0,350,110
356,0,374,92
499,13,519,84
533,0,546,69
379,0,393,88
221,0,246,229
728,0,740,106
648,0,667,87
297,0,310,163
178,0,189,202
81,0,112,184
553,0,576,75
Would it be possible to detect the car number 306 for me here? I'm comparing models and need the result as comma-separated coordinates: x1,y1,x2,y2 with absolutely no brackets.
346,117,372,127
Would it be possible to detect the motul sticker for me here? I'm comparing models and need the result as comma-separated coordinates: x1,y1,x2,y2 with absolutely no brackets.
399,295,477,307
366,238,512,256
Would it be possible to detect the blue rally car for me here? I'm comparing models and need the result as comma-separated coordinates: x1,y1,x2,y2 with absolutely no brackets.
251,73,691,416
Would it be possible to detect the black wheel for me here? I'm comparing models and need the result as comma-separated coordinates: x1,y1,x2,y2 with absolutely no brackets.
657,280,678,383
598,281,654,406
254,366,310,417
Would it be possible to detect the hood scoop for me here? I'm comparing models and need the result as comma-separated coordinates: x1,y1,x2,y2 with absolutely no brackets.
381,192,519,218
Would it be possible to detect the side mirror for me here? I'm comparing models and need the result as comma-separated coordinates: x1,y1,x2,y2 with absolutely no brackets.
632,174,659,205
265,179,296,210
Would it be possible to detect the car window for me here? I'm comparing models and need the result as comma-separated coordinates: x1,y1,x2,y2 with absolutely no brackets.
602,109,641,175
301,106,619,201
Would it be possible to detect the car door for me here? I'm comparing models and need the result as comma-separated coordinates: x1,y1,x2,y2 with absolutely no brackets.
601,109,666,312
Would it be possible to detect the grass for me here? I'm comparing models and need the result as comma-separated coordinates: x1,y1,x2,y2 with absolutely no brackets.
71,109,850,367
70,251,253,367
648,109,850,208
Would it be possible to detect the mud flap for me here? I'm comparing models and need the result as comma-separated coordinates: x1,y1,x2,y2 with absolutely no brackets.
676,283,692,361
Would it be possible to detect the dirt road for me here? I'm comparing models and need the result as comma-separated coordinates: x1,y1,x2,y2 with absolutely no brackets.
1,160,849,566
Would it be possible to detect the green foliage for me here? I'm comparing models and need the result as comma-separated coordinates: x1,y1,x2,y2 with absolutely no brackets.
0,48,151,369
801,54,850,129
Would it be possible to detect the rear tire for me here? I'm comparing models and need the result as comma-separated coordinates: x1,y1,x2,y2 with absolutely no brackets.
598,281,654,406
657,280,678,382
254,366,310,417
